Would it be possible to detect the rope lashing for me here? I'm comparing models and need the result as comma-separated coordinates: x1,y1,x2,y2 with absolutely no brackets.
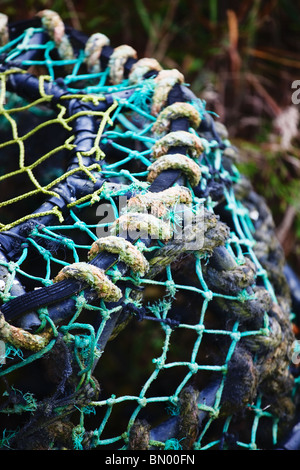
128,57,162,84
0,312,53,352
37,10,75,65
151,131,204,160
151,69,185,116
147,154,201,187
127,186,193,217
84,33,110,73
108,44,137,84
111,212,173,243
0,13,8,47
88,236,149,277
53,262,122,302
152,102,202,137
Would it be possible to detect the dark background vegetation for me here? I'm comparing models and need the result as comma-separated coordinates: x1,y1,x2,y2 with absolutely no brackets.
1,0,300,275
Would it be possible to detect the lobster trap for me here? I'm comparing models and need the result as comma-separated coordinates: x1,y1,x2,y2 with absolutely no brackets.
0,10,299,451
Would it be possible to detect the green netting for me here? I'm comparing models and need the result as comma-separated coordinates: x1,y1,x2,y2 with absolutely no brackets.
0,13,298,451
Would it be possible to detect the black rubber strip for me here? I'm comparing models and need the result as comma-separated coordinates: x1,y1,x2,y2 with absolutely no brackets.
9,17,42,39
148,169,182,193
1,279,82,319
100,45,114,70
65,26,89,49
2,251,119,321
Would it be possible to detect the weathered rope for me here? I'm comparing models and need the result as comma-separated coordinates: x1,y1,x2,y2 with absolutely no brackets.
85,33,110,73
0,13,8,47
37,10,75,66
151,130,204,159
147,153,202,187
129,57,162,84
88,236,149,277
108,44,137,84
53,262,122,302
152,102,202,137
151,69,185,116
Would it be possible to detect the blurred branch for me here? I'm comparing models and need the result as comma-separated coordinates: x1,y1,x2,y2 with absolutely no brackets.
247,48,300,69
209,0,218,26
276,205,297,245
134,0,180,62
246,72,281,117
64,0,82,30
226,9,241,86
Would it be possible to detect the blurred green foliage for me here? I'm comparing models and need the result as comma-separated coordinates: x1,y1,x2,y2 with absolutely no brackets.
1,0,300,271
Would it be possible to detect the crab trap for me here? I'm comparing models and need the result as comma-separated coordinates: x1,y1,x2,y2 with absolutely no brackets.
0,10,299,451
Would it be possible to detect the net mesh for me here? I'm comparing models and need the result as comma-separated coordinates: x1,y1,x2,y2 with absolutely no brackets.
0,12,298,450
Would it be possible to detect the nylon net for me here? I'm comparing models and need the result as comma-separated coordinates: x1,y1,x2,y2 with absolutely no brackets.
0,10,299,450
